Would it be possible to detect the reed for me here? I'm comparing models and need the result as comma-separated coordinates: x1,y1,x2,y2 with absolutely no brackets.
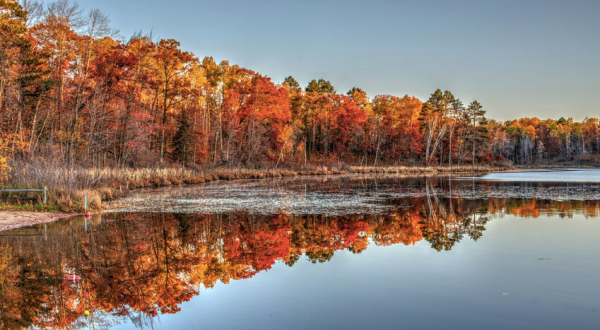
2,161,508,212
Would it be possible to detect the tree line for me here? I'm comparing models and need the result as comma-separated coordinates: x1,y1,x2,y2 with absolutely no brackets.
1,0,599,173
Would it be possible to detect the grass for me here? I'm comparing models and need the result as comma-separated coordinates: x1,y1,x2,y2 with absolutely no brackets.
1,162,509,212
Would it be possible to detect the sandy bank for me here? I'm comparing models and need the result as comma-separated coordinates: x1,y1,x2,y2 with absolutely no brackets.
0,212,77,232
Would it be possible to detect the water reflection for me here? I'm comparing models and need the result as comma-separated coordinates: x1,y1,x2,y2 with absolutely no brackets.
110,175,600,215
1,191,599,329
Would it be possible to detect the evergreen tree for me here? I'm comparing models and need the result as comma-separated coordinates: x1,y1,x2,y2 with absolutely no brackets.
283,76,300,92
306,79,334,94
172,111,193,166
466,100,487,166
346,87,364,98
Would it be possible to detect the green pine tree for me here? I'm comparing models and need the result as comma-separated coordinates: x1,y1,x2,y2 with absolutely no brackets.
172,111,193,166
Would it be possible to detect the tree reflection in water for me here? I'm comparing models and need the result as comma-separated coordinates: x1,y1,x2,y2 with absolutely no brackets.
1,195,599,329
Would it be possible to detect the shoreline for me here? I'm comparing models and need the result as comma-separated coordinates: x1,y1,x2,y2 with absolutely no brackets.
2,165,599,232
3,164,507,213
0,212,80,233
1,166,503,231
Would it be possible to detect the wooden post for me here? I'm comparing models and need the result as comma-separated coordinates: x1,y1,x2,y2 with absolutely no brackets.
43,186,47,204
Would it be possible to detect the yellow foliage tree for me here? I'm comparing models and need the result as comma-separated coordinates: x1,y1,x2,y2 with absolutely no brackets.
0,138,11,186
0,156,9,186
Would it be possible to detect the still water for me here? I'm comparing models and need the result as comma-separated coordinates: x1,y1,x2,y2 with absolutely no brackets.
1,172,599,329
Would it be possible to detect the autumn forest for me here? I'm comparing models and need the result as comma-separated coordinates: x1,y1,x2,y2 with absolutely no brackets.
1,1,599,329
1,0,600,187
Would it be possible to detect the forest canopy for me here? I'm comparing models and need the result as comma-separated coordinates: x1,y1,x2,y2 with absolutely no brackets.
1,0,599,178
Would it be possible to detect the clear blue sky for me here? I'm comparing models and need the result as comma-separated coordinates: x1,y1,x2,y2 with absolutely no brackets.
72,0,599,121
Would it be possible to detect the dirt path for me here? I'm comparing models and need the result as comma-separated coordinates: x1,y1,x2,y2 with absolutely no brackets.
0,212,78,232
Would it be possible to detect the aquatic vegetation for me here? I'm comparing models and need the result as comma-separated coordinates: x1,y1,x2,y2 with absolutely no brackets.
108,174,600,216
2,164,500,212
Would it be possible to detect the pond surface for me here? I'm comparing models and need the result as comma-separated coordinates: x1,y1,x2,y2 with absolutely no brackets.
108,169,600,215
475,168,600,183
1,173,599,330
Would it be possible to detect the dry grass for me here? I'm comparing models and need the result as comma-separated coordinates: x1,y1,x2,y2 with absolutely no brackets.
2,161,508,212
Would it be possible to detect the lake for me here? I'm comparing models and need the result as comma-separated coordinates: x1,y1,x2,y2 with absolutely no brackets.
1,170,599,329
